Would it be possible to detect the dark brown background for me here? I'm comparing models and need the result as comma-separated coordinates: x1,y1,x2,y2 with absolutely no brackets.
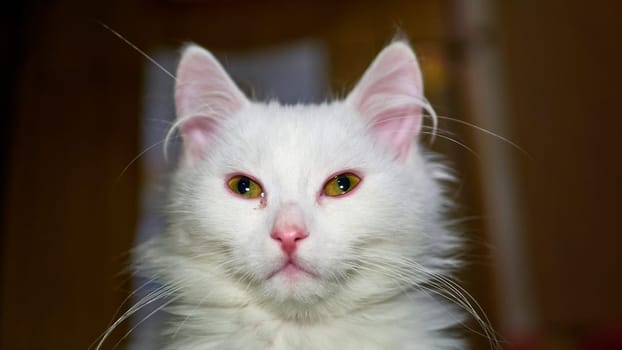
2,1,621,349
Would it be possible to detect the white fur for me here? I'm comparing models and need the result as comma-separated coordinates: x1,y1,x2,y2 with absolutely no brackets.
133,43,467,349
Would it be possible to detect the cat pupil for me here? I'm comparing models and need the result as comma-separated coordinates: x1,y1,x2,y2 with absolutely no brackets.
237,177,251,194
336,175,350,192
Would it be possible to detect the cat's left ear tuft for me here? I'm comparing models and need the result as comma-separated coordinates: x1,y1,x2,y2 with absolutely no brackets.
347,41,426,160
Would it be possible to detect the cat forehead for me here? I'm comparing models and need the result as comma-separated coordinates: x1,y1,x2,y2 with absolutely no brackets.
245,101,353,130
212,101,376,180
227,102,362,146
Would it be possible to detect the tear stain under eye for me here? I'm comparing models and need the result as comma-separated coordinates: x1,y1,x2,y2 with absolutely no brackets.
254,194,268,210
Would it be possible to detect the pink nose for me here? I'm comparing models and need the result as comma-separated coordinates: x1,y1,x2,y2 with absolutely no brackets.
271,228,308,255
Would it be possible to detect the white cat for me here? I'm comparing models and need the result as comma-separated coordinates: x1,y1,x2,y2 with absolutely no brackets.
133,41,470,349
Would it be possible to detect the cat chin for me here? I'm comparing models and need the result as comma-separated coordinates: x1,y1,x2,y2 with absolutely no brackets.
260,270,330,304
255,285,341,323
266,261,318,280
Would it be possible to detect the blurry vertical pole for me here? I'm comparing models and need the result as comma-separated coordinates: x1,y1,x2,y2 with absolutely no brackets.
451,0,534,338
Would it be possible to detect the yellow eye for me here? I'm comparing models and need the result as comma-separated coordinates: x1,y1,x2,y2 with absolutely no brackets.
228,175,263,199
323,173,361,197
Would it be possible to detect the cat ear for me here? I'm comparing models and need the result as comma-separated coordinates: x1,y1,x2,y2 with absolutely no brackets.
346,41,426,160
175,44,249,164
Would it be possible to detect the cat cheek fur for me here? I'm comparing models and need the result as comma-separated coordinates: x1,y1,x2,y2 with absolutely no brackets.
133,41,467,349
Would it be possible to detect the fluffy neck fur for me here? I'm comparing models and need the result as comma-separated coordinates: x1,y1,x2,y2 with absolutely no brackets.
134,42,466,349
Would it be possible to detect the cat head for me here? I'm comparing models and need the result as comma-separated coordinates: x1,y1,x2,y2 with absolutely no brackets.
161,41,456,319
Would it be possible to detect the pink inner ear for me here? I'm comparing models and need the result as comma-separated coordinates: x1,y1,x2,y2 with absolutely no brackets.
180,117,219,165
348,42,425,160
174,45,248,165
371,104,422,158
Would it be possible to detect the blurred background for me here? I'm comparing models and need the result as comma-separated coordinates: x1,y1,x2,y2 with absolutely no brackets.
2,1,621,349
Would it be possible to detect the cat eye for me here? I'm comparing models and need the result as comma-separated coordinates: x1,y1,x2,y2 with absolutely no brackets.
227,175,264,199
323,173,361,197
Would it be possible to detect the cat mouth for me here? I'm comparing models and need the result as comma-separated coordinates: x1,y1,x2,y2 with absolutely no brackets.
267,259,317,280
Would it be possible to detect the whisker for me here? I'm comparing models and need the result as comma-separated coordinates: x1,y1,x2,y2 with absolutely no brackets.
146,118,175,126
436,115,532,159
94,284,181,350
111,295,181,350
98,22,177,81
421,131,481,159
374,112,530,159
421,125,460,138
106,278,158,329
115,138,169,181
353,252,502,349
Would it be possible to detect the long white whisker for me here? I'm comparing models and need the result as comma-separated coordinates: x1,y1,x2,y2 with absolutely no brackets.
437,115,532,159
421,131,481,159
98,22,177,81
94,284,180,349
111,295,181,350
116,139,169,181
353,252,502,349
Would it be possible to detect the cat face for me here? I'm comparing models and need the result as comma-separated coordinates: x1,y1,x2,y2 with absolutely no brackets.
167,42,449,313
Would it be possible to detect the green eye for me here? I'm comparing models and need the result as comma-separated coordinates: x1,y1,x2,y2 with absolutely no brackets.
228,175,263,198
323,173,361,197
